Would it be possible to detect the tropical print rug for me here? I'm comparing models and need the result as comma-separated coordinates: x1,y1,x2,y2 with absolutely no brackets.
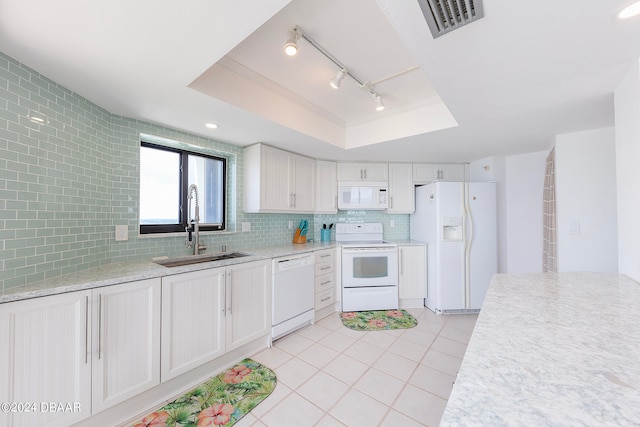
131,358,276,427
341,309,418,331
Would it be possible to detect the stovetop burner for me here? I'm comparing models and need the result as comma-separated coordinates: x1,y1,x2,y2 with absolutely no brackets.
335,223,395,246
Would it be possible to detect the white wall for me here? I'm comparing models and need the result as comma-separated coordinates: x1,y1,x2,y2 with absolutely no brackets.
555,127,618,273
504,151,548,273
614,59,640,281
471,152,547,274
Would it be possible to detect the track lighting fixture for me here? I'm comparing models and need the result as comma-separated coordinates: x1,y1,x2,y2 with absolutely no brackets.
330,69,347,89
374,94,385,111
283,27,301,56
285,25,404,113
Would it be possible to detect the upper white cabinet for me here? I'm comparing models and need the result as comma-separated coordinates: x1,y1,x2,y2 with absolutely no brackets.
315,160,337,213
244,143,315,213
388,163,415,213
0,290,93,427
413,163,467,184
161,268,226,381
290,154,315,212
92,278,161,413
337,162,388,182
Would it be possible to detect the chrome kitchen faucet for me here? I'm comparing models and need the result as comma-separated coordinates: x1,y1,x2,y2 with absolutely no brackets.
185,184,206,255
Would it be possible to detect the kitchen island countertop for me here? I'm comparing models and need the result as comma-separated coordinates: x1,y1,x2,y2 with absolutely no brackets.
441,272,640,426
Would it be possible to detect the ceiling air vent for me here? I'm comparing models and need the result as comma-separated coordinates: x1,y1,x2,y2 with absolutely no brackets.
417,0,484,39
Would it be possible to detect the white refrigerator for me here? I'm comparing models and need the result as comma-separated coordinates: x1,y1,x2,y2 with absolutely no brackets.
410,182,497,313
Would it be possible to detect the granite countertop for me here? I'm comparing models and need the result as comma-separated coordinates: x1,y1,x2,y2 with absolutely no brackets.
440,272,640,427
0,242,341,304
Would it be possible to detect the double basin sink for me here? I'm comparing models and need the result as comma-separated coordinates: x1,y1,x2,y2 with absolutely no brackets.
154,252,252,268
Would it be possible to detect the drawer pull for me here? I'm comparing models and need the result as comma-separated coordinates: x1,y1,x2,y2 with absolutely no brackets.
320,280,331,286
320,266,331,271
320,296,331,302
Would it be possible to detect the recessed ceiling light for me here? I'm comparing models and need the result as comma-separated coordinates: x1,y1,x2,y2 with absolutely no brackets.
619,1,640,19
205,123,218,129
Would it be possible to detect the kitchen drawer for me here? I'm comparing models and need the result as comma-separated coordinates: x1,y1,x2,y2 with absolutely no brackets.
315,249,334,264
314,260,333,276
315,288,334,310
315,274,334,293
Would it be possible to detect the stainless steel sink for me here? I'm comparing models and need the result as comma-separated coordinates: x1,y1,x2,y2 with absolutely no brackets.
154,252,251,268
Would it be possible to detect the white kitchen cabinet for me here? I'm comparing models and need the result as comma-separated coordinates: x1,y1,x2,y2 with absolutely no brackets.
0,291,93,427
92,278,161,413
243,143,315,213
398,244,427,304
337,162,388,182
314,248,337,319
315,160,337,213
388,163,415,213
226,260,271,351
161,268,226,381
413,163,467,184
290,154,315,212
0,278,162,425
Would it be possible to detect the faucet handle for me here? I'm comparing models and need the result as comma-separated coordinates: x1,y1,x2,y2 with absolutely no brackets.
185,224,193,247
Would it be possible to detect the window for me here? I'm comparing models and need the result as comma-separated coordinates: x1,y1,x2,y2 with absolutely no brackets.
140,142,226,234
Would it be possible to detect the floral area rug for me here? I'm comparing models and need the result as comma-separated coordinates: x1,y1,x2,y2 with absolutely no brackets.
131,358,276,427
341,309,418,331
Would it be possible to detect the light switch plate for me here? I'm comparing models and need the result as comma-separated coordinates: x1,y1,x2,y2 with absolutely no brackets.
115,225,128,241
242,222,251,232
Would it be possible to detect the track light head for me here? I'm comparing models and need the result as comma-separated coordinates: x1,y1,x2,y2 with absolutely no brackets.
330,69,347,89
284,27,301,56
374,94,385,111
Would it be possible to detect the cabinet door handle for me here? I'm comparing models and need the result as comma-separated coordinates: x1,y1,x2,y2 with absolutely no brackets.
97,293,102,360
227,271,232,315
293,193,296,208
390,196,393,209
222,274,226,316
399,249,403,276
84,295,89,364
363,169,367,180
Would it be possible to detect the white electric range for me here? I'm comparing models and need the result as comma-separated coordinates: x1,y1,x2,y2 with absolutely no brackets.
335,223,399,312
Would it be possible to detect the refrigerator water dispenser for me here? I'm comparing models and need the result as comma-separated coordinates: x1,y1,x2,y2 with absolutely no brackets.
442,217,463,241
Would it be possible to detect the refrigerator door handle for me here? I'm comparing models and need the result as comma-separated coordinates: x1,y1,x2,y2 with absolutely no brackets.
464,182,473,309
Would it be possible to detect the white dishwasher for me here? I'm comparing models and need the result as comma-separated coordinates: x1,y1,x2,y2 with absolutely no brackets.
272,253,315,340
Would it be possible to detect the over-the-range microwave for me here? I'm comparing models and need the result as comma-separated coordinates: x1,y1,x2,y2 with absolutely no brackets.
337,182,388,210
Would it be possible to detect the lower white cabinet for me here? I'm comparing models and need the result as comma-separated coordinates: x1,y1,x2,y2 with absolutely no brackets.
225,260,271,350
399,245,427,301
92,279,161,413
314,248,336,319
160,260,271,381
0,278,161,427
0,290,93,427
161,268,226,381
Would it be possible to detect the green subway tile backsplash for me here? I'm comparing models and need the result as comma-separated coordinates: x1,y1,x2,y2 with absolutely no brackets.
0,50,410,292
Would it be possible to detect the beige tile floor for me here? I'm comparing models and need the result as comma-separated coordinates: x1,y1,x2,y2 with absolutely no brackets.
240,308,478,427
